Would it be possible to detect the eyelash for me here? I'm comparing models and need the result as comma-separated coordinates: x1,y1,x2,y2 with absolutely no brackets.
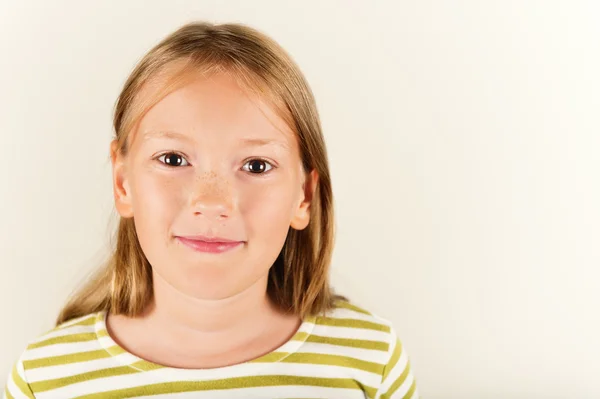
154,152,276,175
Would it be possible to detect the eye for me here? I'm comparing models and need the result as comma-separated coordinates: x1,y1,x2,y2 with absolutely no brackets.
242,159,274,174
156,152,190,167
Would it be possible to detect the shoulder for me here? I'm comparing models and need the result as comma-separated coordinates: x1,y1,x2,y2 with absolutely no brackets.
317,298,400,342
24,312,102,355
310,298,402,362
4,312,104,398
312,298,418,398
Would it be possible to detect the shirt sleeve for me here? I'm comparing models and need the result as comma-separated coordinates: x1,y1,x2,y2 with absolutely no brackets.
374,328,419,399
3,354,35,399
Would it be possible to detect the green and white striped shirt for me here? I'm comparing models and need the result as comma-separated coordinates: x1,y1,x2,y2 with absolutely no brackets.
4,300,418,399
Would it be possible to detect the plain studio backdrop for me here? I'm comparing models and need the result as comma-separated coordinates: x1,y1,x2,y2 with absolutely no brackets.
1,1,599,398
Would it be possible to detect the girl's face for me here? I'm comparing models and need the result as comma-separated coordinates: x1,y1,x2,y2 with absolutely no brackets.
110,71,317,300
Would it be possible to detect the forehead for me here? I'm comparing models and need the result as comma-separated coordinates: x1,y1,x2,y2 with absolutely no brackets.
133,70,297,148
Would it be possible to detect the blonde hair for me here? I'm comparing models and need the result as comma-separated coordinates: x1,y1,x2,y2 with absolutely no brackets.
57,21,344,325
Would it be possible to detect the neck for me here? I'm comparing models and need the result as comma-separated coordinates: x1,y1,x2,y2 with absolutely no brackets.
106,270,303,368
145,270,281,336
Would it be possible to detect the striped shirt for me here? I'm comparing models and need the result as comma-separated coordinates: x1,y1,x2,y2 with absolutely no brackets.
3,300,418,399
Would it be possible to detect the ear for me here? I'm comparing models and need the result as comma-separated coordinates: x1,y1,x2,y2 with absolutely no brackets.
290,169,319,231
110,139,134,218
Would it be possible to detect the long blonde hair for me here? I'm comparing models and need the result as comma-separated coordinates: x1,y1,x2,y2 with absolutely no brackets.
57,21,343,325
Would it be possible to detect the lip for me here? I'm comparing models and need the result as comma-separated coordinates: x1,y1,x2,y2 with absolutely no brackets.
179,235,241,243
176,235,244,254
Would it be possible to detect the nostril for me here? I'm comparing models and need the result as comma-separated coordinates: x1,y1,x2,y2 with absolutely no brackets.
193,206,230,220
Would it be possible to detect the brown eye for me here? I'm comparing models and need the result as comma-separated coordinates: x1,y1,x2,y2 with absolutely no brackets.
157,152,189,167
242,159,273,174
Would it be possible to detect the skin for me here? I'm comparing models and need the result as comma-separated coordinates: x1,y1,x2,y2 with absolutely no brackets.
108,70,318,368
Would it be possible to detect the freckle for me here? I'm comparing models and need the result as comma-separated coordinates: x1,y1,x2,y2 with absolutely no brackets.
195,172,231,195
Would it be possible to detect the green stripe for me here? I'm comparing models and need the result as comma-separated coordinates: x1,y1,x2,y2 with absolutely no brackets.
30,366,140,393
383,338,402,381
316,317,391,332
96,328,109,338
403,379,417,399
305,334,388,351
253,351,384,375
334,301,372,315
10,364,34,399
4,385,15,399
283,352,383,375
28,333,97,349
58,314,97,329
290,331,310,341
381,361,412,399
75,375,368,399
248,351,291,364
23,346,126,369
129,360,164,371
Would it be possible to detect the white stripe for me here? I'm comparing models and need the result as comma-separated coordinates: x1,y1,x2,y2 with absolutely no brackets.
40,361,380,398
297,342,387,363
390,373,415,399
411,387,420,399
56,314,97,330
116,385,366,399
324,307,393,326
154,361,381,388
379,348,409,393
5,369,28,399
22,336,111,361
296,320,316,334
317,316,390,332
30,325,96,345
26,352,140,382
311,324,391,342
15,359,27,384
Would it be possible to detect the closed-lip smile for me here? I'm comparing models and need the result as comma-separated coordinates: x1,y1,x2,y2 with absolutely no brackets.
175,235,245,254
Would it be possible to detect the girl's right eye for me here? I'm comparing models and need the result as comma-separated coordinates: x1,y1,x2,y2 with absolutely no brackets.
156,152,190,167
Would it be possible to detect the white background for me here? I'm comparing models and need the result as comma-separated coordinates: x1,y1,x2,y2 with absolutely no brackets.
1,1,599,398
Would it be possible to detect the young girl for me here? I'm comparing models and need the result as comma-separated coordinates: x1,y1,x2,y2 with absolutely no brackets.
4,22,418,399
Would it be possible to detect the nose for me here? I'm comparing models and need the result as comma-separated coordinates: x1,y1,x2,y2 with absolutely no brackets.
190,172,233,221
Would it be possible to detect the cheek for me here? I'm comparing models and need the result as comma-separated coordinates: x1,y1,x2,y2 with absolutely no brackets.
131,173,184,238
240,179,299,236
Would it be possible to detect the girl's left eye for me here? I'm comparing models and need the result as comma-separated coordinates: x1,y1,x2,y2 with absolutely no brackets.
242,159,274,174
156,152,190,167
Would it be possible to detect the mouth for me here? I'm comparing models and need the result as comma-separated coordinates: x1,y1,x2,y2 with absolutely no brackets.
175,235,245,254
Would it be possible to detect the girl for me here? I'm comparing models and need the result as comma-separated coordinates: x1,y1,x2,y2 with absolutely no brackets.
4,22,418,399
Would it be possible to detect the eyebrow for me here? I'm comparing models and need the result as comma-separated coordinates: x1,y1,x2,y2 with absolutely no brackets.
142,130,195,143
239,137,290,150
142,130,290,150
